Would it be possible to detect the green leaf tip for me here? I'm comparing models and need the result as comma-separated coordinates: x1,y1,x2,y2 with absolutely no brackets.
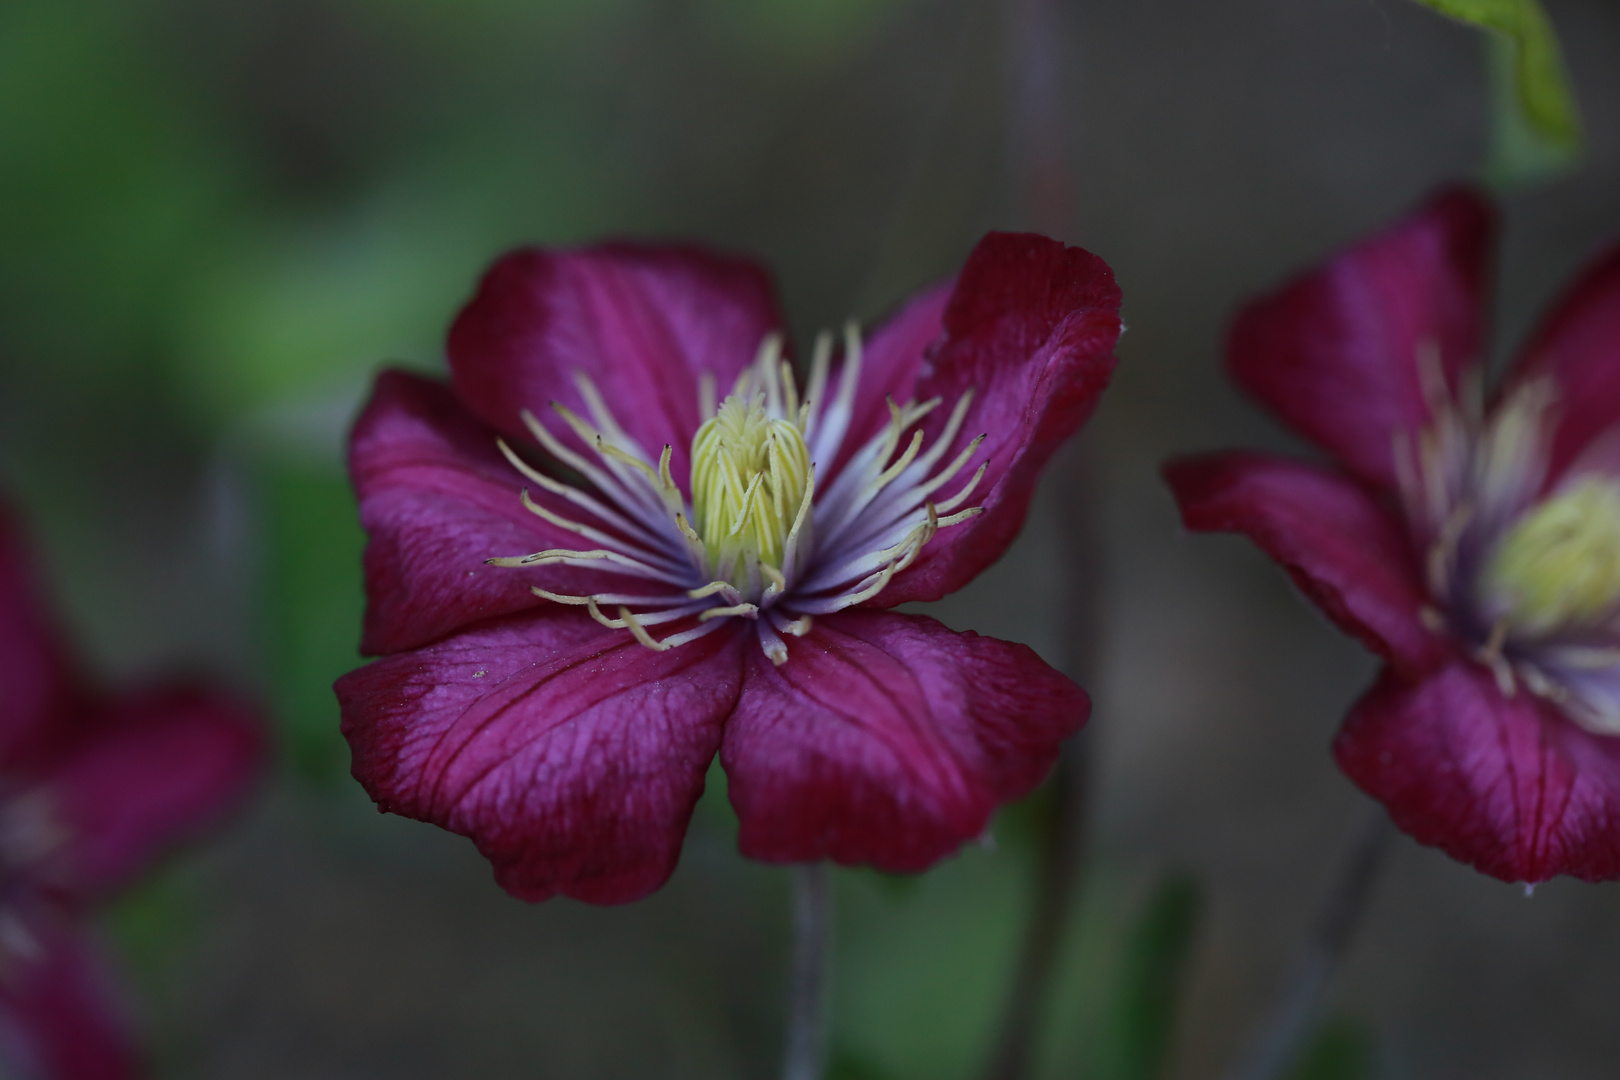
1409,0,1582,187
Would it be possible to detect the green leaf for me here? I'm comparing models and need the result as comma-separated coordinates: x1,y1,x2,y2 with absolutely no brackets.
1480,27,1578,189
107,863,210,1071
1093,873,1200,1080
1408,0,1581,186
701,0,908,62
1287,1020,1376,1080
827,1049,904,1080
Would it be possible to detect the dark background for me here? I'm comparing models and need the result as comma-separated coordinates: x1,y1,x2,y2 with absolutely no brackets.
0,0,1618,1076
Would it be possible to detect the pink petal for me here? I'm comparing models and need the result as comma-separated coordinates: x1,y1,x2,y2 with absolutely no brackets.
876,232,1122,606
1164,452,1451,677
351,370,656,655
1228,188,1494,490
336,610,746,904
721,610,1086,872
447,243,782,487
34,686,263,904
1507,239,1620,480
1336,662,1620,883
0,502,79,763
0,916,140,1080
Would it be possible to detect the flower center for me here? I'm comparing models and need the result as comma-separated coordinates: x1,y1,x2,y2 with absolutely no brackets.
1486,477,1620,634
485,324,986,663
690,393,811,580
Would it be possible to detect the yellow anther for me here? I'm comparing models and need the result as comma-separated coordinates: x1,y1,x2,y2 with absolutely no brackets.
689,393,811,576
1487,477,1620,634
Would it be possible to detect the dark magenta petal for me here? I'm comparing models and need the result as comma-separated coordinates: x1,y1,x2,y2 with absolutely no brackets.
876,232,1122,606
352,370,655,656
1228,188,1494,490
34,686,263,903
1164,451,1451,677
721,610,1085,871
835,279,954,475
1337,662,1620,883
448,243,782,486
1508,240,1620,480
336,610,746,904
0,502,79,763
0,917,140,1080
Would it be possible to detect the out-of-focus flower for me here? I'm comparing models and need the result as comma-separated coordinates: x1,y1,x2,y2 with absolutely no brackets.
0,502,263,1078
336,232,1121,903
1166,188,1620,883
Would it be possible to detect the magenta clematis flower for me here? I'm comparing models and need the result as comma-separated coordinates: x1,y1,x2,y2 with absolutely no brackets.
0,501,262,1078
335,232,1121,904
1166,188,1620,884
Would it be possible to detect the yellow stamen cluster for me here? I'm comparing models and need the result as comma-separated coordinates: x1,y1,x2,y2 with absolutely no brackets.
1487,477,1620,634
690,393,812,577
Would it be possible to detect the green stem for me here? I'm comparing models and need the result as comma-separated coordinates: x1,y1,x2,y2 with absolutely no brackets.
1227,804,1393,1080
782,862,833,1080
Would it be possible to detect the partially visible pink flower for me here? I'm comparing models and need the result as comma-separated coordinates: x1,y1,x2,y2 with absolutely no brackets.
1166,188,1620,883
337,232,1122,904
0,502,263,1078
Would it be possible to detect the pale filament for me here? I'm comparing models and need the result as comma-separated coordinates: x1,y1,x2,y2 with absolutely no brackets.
1393,347,1620,735
485,325,987,661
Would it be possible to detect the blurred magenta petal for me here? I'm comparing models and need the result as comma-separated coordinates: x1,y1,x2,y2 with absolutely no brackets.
1227,188,1493,491
351,370,648,655
1169,187,1620,883
337,609,746,903
1164,451,1449,677
1510,241,1620,480
0,495,265,1073
448,243,782,485
877,232,1121,606
39,686,264,902
722,610,1085,871
1337,662,1620,883
0,505,77,763
0,918,139,1080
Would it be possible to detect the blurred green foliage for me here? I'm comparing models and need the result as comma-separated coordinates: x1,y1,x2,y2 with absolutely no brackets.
1089,873,1200,1080
1288,1021,1377,1080
1406,0,1581,186
828,1049,905,1080
837,849,1033,1079
108,864,212,1074
258,458,365,782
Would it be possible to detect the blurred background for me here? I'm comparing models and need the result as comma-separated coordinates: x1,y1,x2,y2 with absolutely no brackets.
0,0,1618,1076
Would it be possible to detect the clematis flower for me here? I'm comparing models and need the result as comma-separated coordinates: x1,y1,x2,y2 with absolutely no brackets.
335,232,1121,904
1166,188,1620,883
0,501,263,1078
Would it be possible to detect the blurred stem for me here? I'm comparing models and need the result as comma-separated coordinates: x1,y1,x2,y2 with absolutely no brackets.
981,737,1091,1080
1001,0,1078,239
782,862,833,1080
981,0,1089,1076
1227,803,1394,1080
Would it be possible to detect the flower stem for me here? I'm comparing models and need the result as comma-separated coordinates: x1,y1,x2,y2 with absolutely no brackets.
1227,802,1394,1080
980,738,1090,1080
1002,0,1078,237
979,0,1090,1065
782,862,833,1080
